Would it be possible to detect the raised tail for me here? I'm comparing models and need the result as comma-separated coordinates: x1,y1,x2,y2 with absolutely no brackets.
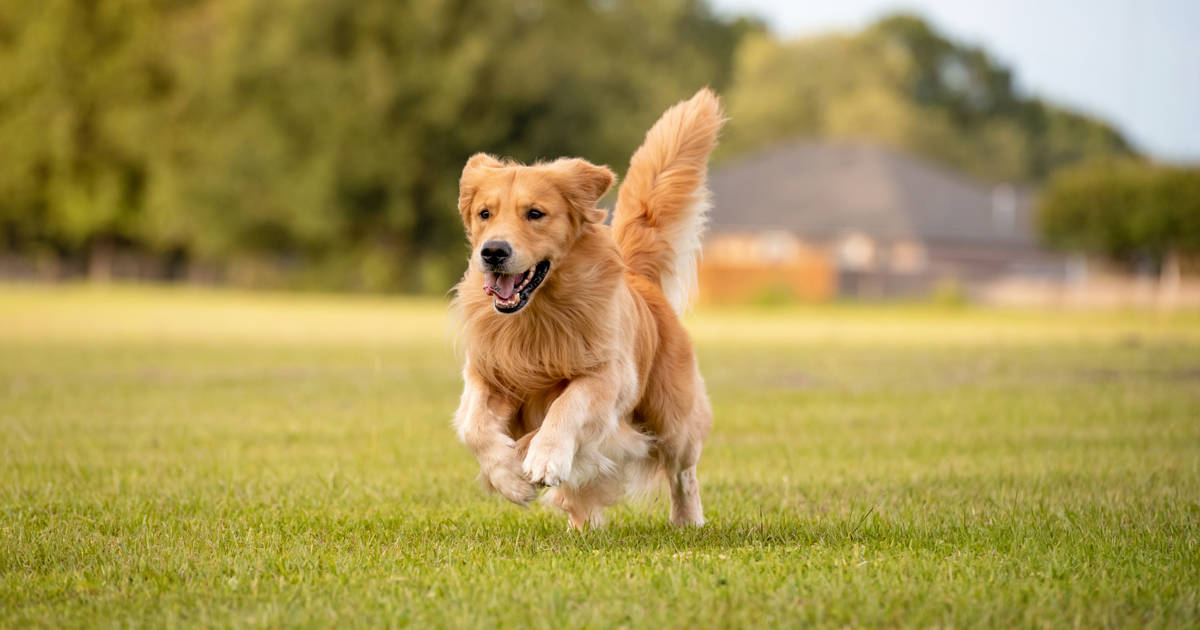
613,88,725,312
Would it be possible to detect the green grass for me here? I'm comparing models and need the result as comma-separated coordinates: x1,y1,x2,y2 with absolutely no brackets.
2,285,1199,628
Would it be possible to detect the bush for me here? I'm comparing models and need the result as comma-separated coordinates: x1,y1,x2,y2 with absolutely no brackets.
1037,159,1200,270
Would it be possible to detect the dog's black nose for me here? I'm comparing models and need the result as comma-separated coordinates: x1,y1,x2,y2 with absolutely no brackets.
480,240,512,267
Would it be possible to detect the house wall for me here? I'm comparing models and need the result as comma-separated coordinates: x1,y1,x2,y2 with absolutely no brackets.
702,230,1080,303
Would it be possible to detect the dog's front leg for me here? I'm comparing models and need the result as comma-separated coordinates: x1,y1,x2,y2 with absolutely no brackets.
522,371,620,489
453,366,536,506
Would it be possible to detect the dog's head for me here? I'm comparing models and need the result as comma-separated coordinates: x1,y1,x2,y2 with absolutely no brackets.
457,153,614,314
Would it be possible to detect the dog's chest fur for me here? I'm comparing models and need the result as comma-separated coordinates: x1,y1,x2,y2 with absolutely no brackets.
465,293,615,397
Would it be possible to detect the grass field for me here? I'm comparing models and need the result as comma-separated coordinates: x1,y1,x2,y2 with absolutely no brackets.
2,285,1199,628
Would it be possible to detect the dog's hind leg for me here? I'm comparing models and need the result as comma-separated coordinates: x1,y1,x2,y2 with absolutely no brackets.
666,431,706,527
666,389,711,527
669,464,704,527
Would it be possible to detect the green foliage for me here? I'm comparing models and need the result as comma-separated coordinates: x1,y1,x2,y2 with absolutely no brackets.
0,5,1141,289
1037,159,1200,266
0,0,169,263
0,0,750,290
2,288,1200,627
721,13,1134,183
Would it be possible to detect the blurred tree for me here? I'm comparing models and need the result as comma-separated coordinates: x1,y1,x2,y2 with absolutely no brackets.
1037,159,1200,274
721,13,1135,183
0,0,172,278
0,3,1150,290
147,0,759,291
0,0,753,290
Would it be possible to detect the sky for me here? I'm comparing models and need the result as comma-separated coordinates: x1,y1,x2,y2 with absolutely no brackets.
708,0,1200,163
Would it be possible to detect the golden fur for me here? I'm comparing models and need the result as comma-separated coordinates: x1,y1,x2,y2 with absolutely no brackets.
451,89,724,529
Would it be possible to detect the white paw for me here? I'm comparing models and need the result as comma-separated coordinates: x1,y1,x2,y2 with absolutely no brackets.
522,433,574,488
484,455,536,506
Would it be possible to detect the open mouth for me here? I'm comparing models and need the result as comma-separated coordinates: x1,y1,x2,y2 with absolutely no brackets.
483,260,550,314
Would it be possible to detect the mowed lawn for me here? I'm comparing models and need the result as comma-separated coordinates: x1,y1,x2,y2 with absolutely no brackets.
2,286,1199,628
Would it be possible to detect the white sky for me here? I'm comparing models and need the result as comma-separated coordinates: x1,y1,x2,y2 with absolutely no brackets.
708,0,1200,163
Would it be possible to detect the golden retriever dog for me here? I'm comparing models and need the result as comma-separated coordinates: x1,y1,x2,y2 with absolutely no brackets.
451,89,724,529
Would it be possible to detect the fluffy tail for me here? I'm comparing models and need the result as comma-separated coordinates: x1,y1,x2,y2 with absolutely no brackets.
613,88,725,312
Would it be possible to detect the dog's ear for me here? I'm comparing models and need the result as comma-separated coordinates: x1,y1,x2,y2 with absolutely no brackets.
552,158,615,224
458,153,504,224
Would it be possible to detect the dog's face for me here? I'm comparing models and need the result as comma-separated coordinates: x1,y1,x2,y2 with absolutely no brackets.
458,154,614,313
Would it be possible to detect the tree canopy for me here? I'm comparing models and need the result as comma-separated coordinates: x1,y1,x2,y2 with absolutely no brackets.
1037,160,1200,269
721,15,1135,183
0,3,1142,290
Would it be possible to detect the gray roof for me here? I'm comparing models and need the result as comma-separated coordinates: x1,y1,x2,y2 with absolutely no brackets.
708,142,1036,245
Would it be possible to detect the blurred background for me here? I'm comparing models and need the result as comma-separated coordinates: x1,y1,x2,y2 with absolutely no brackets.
1,0,1197,307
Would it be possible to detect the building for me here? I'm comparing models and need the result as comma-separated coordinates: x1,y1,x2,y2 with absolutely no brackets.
702,141,1066,302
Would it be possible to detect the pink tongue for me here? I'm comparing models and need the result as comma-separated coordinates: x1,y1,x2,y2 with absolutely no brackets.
483,272,519,300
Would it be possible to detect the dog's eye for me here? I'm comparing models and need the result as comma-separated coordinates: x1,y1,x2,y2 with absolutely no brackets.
526,208,545,220
478,208,490,220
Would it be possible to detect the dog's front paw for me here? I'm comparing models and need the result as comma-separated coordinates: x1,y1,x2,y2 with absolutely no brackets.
522,432,574,488
483,454,537,506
